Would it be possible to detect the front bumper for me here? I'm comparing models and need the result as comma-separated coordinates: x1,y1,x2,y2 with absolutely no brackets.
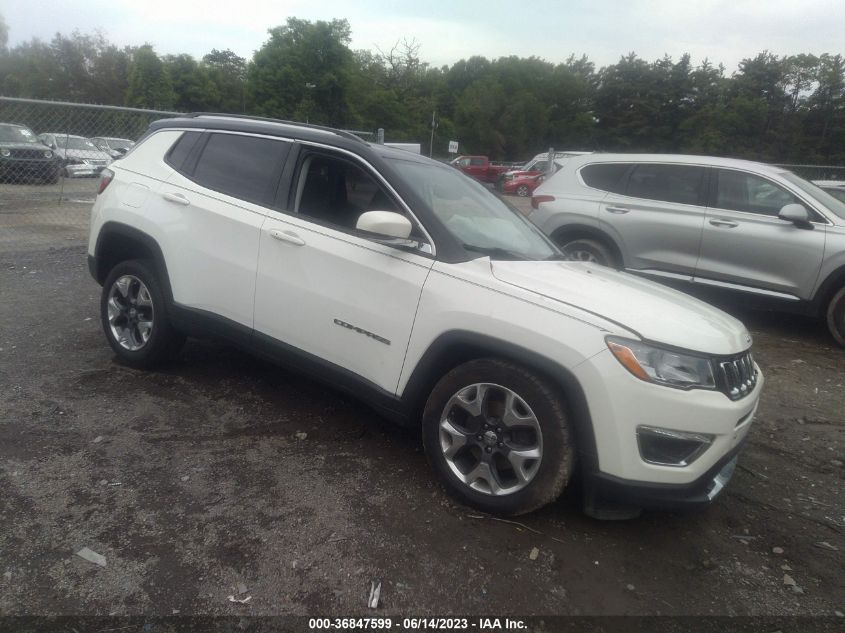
0,159,60,179
586,439,744,511
573,347,763,508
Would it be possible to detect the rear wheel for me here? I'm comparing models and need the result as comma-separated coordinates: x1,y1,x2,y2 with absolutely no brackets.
826,286,845,347
557,237,618,268
422,359,575,515
100,259,185,368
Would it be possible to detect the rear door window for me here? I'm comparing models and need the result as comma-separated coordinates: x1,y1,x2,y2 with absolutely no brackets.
626,164,706,205
580,163,631,194
191,133,290,206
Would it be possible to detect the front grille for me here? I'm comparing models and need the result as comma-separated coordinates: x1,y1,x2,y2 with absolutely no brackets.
716,352,757,400
10,148,48,159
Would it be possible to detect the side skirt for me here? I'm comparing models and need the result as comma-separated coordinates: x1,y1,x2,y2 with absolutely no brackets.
168,303,413,426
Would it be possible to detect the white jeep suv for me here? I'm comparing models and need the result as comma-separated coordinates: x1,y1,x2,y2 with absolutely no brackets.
87,115,763,517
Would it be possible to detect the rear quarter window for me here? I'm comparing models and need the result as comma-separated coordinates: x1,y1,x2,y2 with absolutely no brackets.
165,131,201,170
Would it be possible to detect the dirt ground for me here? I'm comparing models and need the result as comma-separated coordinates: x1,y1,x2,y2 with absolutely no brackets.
0,188,843,620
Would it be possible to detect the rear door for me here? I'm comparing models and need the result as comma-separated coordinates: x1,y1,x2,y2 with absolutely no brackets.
696,168,826,300
598,162,708,276
156,130,291,327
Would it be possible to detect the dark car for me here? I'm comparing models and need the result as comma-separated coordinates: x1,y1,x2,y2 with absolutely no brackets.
0,123,61,184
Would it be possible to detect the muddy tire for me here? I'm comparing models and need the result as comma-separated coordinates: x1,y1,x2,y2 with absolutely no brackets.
422,358,575,516
826,286,845,347
557,237,619,268
100,259,185,369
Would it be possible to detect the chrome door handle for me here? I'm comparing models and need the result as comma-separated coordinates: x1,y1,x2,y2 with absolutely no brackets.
710,219,739,228
269,228,305,246
162,192,190,206
605,206,630,214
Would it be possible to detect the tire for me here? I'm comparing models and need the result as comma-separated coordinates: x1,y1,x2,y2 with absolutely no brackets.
422,358,575,516
557,237,618,268
826,286,845,347
100,259,185,369
516,184,530,197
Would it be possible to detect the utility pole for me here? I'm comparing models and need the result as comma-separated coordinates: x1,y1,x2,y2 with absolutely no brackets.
429,110,437,158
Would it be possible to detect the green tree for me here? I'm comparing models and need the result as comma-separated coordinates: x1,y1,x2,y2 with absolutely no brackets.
247,17,354,125
203,48,246,113
164,54,218,111
125,45,175,110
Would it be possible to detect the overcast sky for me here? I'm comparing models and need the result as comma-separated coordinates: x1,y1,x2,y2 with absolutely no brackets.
3,0,843,72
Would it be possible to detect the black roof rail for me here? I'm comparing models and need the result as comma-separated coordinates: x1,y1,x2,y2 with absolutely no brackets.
184,112,368,145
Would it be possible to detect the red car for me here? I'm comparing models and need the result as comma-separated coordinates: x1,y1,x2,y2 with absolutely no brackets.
501,172,545,197
450,155,513,183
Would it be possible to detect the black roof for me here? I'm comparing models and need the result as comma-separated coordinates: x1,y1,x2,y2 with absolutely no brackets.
150,113,436,166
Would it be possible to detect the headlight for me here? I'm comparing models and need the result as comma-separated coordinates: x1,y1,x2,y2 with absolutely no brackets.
0,149,10,157
43,150,53,158
606,336,715,389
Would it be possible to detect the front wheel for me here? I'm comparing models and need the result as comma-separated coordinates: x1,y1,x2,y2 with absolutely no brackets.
516,184,530,197
422,359,575,515
100,259,185,368
826,286,845,347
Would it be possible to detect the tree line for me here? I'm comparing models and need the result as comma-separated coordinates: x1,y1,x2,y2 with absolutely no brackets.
1,14,843,164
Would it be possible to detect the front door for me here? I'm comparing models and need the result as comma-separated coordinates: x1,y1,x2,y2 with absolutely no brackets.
253,149,434,393
696,168,826,300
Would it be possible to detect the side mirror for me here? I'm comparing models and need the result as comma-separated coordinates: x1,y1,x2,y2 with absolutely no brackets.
356,211,412,239
778,203,813,229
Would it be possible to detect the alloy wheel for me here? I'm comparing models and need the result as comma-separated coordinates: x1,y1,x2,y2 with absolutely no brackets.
438,383,543,496
106,275,155,351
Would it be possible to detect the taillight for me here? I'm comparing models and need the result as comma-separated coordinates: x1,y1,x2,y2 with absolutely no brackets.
531,194,555,209
97,168,114,195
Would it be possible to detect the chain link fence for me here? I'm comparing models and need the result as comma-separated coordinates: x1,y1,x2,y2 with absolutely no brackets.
2,95,845,254
0,97,181,252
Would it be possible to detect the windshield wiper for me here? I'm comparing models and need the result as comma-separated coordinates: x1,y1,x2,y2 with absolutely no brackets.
461,243,529,261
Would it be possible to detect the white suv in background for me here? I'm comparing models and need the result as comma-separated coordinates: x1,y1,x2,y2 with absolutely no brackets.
88,116,763,517
530,154,845,346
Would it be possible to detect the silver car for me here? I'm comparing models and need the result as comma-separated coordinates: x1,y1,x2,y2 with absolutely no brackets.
38,133,112,178
529,154,845,346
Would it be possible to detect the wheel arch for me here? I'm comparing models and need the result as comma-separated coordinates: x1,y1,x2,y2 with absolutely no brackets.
91,222,174,303
811,263,845,317
401,330,599,472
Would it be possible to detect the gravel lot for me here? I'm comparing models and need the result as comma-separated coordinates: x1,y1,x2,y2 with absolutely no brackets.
0,186,843,619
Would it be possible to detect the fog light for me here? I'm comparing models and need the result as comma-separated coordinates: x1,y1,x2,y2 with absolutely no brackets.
636,426,713,467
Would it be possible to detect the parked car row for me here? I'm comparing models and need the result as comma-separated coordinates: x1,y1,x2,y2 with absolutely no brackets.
0,121,135,184
529,154,845,346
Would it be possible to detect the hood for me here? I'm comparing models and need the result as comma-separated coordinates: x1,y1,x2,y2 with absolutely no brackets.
491,260,752,355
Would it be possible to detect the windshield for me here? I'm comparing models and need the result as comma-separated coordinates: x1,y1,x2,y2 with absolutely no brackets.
390,159,558,260
56,136,99,151
781,172,845,220
0,125,39,144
